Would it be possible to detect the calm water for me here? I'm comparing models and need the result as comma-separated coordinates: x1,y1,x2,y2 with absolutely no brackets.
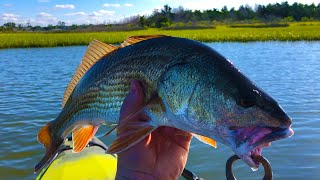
0,41,319,180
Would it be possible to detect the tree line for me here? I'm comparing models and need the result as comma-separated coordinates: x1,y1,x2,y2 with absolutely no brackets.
139,2,320,28
1,1,320,32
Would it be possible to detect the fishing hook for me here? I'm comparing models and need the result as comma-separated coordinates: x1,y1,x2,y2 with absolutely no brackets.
226,155,273,180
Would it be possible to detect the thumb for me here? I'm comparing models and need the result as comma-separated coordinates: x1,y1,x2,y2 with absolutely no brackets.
119,80,145,121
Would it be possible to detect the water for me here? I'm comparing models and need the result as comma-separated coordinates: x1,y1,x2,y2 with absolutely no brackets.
0,41,319,180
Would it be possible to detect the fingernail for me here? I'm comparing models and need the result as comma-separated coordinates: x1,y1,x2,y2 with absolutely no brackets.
130,81,137,95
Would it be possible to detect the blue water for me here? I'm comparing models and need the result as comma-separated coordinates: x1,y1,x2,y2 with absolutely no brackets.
0,41,319,180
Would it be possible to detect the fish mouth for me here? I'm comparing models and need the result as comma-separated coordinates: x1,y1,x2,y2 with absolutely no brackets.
231,126,294,169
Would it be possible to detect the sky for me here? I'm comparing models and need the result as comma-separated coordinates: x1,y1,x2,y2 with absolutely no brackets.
1,0,319,26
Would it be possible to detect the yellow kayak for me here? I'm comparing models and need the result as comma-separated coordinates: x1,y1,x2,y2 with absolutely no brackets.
35,137,198,180
36,137,117,180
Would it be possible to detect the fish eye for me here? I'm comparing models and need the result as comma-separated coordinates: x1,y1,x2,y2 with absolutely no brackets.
238,99,255,108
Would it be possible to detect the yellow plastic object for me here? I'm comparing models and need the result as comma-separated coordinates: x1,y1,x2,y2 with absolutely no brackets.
36,145,117,180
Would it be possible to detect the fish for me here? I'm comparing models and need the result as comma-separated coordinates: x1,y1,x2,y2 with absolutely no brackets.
35,35,294,172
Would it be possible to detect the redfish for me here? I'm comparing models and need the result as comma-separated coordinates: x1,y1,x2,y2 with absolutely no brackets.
35,35,293,172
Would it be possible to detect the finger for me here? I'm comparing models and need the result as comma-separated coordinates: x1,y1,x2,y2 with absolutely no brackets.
174,130,192,147
161,127,192,150
163,127,192,139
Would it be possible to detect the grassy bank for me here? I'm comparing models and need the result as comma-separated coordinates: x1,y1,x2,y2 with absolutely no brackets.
1,22,319,49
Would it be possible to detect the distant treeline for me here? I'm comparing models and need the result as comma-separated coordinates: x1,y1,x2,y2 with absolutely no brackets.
140,2,320,28
1,1,320,32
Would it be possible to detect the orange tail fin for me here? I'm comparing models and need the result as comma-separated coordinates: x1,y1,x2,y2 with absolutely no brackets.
35,122,62,173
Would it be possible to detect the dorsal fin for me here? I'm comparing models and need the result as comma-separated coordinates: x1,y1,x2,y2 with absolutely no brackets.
62,40,119,107
121,35,166,47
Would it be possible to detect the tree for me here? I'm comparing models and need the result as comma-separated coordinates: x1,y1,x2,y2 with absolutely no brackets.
236,5,255,21
17,24,24,31
193,10,202,21
161,4,173,19
3,22,16,30
70,24,78,30
221,6,229,20
139,16,147,27
57,21,66,29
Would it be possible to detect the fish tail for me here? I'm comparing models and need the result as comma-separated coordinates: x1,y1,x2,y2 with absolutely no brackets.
35,122,62,173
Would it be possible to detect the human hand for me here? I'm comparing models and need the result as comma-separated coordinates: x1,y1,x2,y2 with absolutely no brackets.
115,80,192,180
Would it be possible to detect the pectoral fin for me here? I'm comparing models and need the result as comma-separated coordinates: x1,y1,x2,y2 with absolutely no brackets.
72,125,99,153
192,133,217,148
104,96,162,154
107,122,156,154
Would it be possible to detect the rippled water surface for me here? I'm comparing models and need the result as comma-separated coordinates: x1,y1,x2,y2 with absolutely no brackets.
0,41,319,180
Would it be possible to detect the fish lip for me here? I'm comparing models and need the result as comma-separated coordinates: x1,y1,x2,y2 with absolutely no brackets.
251,126,294,148
232,126,294,168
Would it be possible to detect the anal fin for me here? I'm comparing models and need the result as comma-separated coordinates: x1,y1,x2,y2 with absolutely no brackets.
72,125,99,153
37,122,51,151
192,133,217,148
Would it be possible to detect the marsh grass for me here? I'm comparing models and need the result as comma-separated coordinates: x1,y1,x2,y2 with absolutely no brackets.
1,22,319,49
229,23,289,28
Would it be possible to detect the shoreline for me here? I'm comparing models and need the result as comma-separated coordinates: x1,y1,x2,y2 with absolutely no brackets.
1,22,320,49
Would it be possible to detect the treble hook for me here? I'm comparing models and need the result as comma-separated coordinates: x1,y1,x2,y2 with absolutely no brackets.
225,155,273,180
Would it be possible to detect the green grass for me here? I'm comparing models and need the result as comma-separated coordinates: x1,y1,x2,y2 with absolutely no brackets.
1,22,320,49
162,25,215,30
229,23,289,28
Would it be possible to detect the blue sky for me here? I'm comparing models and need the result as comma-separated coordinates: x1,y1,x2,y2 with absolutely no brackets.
1,0,319,26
